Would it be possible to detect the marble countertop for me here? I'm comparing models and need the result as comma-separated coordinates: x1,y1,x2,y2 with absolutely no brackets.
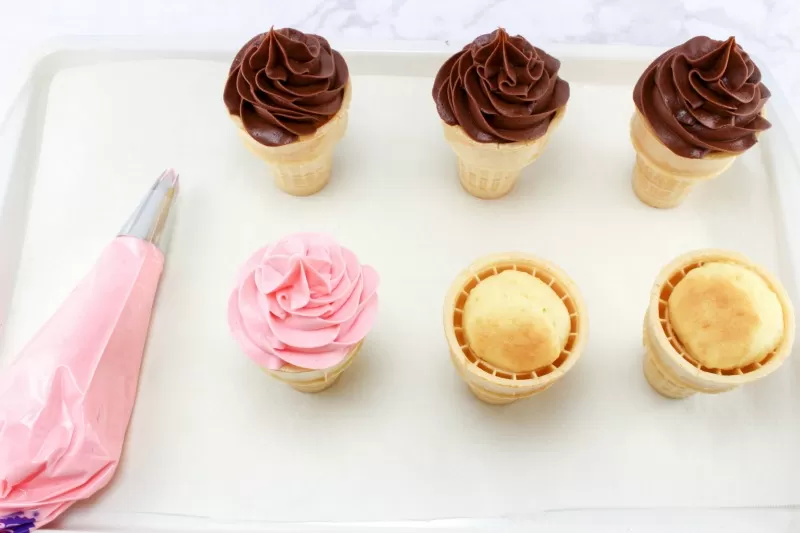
1,0,799,120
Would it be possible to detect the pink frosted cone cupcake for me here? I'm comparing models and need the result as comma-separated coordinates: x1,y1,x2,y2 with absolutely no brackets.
228,234,379,392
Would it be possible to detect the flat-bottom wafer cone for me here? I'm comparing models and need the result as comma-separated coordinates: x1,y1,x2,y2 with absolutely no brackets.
441,108,566,200
643,249,795,399
630,111,736,208
263,341,363,393
443,253,588,405
231,83,351,197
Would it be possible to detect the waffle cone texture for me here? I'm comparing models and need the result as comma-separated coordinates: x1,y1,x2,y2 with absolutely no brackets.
441,107,566,200
630,111,737,208
262,341,363,393
231,82,352,196
443,253,588,405
643,250,794,399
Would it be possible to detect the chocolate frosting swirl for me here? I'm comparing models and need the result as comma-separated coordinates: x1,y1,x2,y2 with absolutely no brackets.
432,28,569,144
633,36,771,159
224,28,349,147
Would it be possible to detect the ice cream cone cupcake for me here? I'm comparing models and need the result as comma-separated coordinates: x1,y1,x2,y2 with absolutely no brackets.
433,29,569,200
228,234,379,393
224,29,351,196
444,253,588,404
643,249,794,399
631,36,771,208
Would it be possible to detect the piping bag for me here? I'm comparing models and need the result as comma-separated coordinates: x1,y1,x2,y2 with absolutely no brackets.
0,169,179,532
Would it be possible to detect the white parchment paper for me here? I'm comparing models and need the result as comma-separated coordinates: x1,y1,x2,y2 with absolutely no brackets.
1,54,798,527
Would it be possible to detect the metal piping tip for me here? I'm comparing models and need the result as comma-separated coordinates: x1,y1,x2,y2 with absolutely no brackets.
118,169,180,250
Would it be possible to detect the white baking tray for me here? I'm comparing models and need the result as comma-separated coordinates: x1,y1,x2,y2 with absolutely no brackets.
1,37,800,533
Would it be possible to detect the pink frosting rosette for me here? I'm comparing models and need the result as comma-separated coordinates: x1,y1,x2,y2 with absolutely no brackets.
228,233,379,370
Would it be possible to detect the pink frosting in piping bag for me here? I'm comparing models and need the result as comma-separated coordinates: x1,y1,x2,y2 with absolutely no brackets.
228,233,379,370
0,237,165,529
0,169,177,531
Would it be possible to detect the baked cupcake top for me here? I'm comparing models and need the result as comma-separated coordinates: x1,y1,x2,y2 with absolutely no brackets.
633,36,771,159
224,28,349,147
462,270,570,373
227,233,379,370
668,262,783,369
432,28,569,144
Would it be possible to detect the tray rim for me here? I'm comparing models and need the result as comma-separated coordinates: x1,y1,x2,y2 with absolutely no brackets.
1,37,799,532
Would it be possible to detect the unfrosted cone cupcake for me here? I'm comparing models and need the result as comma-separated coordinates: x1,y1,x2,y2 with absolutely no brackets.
228,234,379,393
433,29,569,200
224,28,351,196
631,36,771,209
444,253,588,404
643,249,794,399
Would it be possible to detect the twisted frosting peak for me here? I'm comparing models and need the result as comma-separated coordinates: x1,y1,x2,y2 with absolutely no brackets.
633,36,771,159
433,28,569,144
228,234,379,371
224,28,349,147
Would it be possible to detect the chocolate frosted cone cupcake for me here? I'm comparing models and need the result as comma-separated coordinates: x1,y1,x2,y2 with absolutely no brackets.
224,28,351,196
444,253,588,404
643,250,794,398
433,29,569,199
631,36,771,208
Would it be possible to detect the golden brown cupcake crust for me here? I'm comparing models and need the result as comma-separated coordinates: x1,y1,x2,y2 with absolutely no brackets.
463,270,570,373
668,262,783,369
